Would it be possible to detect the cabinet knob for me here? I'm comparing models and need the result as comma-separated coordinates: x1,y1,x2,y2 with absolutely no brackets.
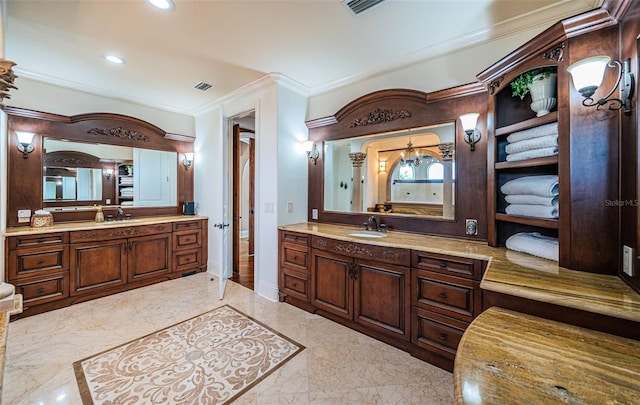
37,288,45,294
438,292,447,299
439,262,448,269
439,334,448,341
37,259,45,265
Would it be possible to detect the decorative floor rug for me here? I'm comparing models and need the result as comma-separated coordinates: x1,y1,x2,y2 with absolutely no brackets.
74,305,304,404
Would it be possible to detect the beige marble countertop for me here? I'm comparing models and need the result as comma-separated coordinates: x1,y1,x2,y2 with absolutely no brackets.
279,222,640,322
4,215,208,237
453,307,640,404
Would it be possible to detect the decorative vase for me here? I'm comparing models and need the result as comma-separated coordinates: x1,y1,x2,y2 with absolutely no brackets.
527,73,557,117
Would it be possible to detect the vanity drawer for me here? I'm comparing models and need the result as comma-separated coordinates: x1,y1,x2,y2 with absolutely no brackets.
7,233,69,250
411,250,482,280
173,229,202,251
15,272,69,306
312,236,410,267
280,267,309,301
173,220,201,231
70,223,173,243
281,231,309,246
412,269,480,321
280,243,309,273
411,307,467,359
173,248,201,272
8,246,69,279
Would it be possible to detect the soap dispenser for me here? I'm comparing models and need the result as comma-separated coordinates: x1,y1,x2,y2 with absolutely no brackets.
94,205,105,223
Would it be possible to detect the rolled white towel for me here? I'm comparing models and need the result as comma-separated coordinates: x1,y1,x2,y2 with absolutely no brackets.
501,175,559,197
506,134,558,154
506,147,558,162
505,204,558,219
506,122,558,143
506,232,559,262
505,194,558,206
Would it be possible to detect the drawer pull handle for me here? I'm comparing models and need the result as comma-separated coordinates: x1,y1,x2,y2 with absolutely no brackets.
37,288,45,294
292,255,297,260
439,262,448,269
438,292,447,299
439,334,447,341
37,259,45,265
38,238,45,243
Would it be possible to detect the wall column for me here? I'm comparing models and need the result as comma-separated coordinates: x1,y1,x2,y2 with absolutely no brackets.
439,143,454,219
348,152,367,212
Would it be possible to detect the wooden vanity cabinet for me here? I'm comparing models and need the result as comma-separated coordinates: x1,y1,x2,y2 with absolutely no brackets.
6,218,208,318
310,236,411,343
278,231,312,311
410,250,484,370
6,232,70,308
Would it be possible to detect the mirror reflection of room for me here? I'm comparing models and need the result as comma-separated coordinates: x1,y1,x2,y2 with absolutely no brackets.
323,122,455,219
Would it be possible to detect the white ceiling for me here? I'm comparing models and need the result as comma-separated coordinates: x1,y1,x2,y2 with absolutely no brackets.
4,0,602,116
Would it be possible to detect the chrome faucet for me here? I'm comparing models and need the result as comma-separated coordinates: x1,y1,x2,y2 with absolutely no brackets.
116,208,124,221
367,216,378,232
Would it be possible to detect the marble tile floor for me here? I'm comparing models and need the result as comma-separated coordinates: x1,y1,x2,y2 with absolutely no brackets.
2,273,453,404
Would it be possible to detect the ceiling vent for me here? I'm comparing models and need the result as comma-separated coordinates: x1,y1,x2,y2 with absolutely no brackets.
193,81,213,91
342,0,386,16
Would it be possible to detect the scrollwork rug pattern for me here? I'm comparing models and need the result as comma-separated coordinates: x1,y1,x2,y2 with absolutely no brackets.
73,305,304,404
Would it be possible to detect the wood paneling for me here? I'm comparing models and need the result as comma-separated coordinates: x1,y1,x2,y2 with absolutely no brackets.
5,108,195,227
306,86,489,240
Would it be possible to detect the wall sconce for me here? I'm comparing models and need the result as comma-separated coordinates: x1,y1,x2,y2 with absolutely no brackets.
567,56,634,115
15,131,35,159
104,168,113,179
459,113,481,151
303,141,319,165
182,153,194,170
379,160,386,173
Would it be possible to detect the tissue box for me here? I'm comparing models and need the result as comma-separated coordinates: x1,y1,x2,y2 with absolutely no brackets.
31,213,53,227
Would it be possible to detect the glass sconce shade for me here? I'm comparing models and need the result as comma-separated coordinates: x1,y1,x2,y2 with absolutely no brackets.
303,141,319,165
182,152,194,170
459,113,479,132
567,56,611,98
104,168,113,179
15,131,35,158
379,160,386,173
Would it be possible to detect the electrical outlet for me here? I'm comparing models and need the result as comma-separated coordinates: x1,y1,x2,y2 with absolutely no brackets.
17,209,31,223
623,245,633,277
465,219,478,235
287,202,293,213
106,199,111,205
312,209,318,220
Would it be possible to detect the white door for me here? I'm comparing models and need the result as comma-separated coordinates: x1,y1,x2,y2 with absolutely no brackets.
218,120,233,299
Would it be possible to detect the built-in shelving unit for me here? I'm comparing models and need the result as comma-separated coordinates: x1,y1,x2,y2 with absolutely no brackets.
116,161,134,206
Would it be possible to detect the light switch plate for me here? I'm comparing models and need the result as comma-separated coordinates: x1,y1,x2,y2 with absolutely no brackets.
312,209,318,220
287,202,293,213
264,203,274,213
18,209,31,223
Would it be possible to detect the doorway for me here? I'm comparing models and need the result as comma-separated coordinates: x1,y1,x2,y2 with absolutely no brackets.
230,113,255,290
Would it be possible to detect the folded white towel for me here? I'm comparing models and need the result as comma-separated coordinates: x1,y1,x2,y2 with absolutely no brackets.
501,175,559,197
506,122,558,143
506,147,558,162
505,204,558,219
506,135,558,154
506,232,559,262
505,194,558,206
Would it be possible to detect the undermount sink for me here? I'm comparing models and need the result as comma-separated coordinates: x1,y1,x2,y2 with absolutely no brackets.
347,231,387,239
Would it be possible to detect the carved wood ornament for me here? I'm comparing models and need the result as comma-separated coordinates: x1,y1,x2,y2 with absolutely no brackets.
0,59,18,107
350,108,411,127
87,127,151,142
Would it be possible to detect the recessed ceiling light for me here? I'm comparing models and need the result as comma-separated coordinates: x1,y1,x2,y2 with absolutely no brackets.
148,0,175,11
104,54,126,64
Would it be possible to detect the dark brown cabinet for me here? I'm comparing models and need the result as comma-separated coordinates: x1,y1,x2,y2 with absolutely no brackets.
310,248,411,341
6,218,208,318
278,229,486,372
6,233,70,309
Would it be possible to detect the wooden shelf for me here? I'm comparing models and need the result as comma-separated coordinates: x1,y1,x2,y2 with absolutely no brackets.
495,213,559,229
495,155,558,170
495,112,558,137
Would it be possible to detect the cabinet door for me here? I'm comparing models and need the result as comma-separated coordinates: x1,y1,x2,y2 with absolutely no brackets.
70,240,127,295
128,234,172,281
354,259,411,341
310,249,352,320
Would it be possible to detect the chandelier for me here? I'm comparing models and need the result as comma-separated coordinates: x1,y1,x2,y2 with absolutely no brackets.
400,140,421,166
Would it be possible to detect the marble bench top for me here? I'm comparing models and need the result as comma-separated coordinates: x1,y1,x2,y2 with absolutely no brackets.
453,307,640,404
279,223,640,322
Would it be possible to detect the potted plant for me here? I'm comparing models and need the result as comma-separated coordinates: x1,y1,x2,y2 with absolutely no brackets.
511,67,557,117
